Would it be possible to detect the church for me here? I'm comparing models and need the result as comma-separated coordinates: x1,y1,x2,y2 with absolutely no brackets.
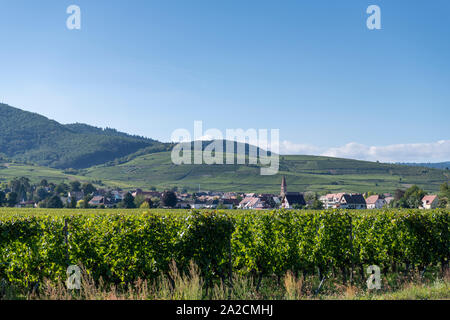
280,176,306,209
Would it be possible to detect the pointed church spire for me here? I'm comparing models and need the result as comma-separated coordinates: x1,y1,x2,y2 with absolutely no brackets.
281,176,287,198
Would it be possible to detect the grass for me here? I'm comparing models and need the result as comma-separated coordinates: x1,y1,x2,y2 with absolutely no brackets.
2,152,449,194
2,263,448,300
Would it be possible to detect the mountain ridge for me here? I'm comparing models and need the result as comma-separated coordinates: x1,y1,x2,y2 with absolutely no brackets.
397,162,450,170
0,103,169,169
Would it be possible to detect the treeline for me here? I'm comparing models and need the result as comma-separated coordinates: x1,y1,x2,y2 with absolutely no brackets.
0,177,180,209
0,177,98,208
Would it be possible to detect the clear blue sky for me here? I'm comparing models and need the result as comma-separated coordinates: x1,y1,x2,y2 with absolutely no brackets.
0,0,449,161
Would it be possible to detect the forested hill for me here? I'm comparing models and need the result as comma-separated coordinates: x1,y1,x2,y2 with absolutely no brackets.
0,103,170,169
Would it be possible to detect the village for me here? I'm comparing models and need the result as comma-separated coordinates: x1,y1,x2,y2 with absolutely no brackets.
0,176,443,210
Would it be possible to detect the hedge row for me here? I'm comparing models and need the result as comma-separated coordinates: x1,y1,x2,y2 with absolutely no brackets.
0,209,448,288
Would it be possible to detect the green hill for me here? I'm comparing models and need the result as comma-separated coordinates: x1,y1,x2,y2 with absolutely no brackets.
0,104,448,194
0,103,169,169
82,152,450,194
2,152,448,194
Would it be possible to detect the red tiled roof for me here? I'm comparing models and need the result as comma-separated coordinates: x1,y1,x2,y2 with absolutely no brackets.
365,195,380,205
422,195,437,204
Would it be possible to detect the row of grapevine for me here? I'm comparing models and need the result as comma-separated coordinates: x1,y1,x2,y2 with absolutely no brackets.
0,209,448,289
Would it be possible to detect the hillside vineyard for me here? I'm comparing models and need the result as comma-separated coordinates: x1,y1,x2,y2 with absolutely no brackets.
0,209,448,288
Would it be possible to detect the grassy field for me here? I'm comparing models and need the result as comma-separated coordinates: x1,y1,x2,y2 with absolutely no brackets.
2,153,449,194
0,163,90,185
84,152,449,193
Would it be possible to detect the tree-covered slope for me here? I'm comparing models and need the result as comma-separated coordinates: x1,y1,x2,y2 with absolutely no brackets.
0,103,169,169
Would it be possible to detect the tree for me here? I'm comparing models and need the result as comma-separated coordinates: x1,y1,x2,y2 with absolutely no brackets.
82,183,96,195
310,199,324,210
403,185,426,208
46,195,64,208
162,191,177,208
140,198,153,209
134,194,146,208
303,192,316,203
151,197,160,208
0,191,6,206
76,200,86,208
391,185,426,208
394,189,405,201
6,192,18,207
9,177,31,201
69,197,77,208
55,183,69,195
70,181,81,192
36,187,49,201
438,182,450,208
265,197,277,208
121,192,136,208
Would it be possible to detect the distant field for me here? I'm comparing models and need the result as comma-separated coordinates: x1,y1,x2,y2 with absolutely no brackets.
1,152,449,193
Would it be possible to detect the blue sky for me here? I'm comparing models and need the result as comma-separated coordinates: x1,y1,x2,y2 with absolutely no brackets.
0,0,449,161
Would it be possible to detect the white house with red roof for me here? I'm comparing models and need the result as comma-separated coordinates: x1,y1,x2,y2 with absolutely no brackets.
421,195,439,209
365,195,387,209
319,193,345,209
319,193,366,209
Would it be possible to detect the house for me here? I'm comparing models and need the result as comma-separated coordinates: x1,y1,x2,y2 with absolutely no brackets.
132,189,162,199
421,195,439,209
338,194,366,209
278,176,306,209
319,193,345,209
190,199,208,209
238,196,269,210
238,196,255,209
220,199,239,209
110,190,125,202
281,192,306,209
365,195,386,209
88,196,113,207
320,193,366,209
222,192,238,200
384,196,394,205
177,193,191,201
176,201,191,209
272,196,281,206
89,196,105,206
206,199,219,209
16,200,36,208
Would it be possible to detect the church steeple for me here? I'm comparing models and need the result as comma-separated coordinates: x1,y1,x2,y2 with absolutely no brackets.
281,176,287,198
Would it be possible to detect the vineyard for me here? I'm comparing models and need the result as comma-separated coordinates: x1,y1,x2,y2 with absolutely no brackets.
0,208,449,297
